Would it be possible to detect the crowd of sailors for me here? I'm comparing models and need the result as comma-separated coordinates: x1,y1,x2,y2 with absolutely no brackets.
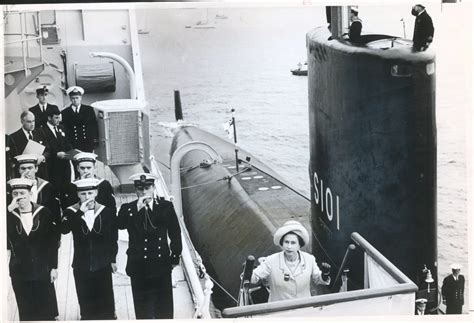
5,86,182,320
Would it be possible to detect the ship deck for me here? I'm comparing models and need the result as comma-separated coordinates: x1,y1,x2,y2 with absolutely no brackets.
7,162,196,321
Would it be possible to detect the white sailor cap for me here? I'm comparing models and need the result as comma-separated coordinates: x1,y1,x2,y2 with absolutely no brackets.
450,263,462,270
66,86,85,96
14,154,39,165
350,6,359,13
73,178,100,191
415,298,427,304
74,152,97,164
129,173,159,187
36,85,49,95
8,178,34,191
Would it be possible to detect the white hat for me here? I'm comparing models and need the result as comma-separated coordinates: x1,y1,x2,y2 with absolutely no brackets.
8,178,34,190
415,298,427,304
74,152,97,163
73,178,100,191
450,263,462,270
350,6,359,13
273,220,310,247
14,154,39,165
66,86,84,96
129,173,159,187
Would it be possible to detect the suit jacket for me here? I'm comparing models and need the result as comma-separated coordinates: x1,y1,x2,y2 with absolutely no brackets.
62,177,116,215
7,128,50,180
61,104,99,152
29,103,59,129
118,198,182,277
442,274,464,305
61,203,118,272
413,11,434,50
7,203,58,281
41,123,72,189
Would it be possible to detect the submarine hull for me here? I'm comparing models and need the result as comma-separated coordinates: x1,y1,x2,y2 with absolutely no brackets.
171,126,312,308
307,28,437,302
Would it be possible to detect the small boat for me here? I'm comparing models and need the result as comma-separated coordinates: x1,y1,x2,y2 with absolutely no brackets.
291,62,308,76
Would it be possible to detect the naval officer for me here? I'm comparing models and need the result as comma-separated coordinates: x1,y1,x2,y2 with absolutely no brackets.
61,178,118,320
118,173,182,319
411,4,434,51
29,85,59,128
7,178,59,321
62,152,116,215
441,263,465,314
61,86,99,153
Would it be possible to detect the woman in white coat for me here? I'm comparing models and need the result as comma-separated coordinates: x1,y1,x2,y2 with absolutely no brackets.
251,220,331,302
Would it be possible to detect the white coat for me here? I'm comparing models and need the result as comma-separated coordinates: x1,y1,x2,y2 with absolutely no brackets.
252,250,330,302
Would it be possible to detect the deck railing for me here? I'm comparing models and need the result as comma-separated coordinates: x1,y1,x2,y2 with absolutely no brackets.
222,232,418,318
4,10,43,76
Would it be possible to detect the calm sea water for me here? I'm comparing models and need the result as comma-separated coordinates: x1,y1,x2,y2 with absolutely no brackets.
137,3,470,308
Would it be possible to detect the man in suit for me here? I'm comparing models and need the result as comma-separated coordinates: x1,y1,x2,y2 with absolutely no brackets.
441,263,465,314
61,86,99,153
411,4,434,51
7,178,59,321
42,106,73,198
8,110,49,180
29,85,58,128
117,173,182,319
62,152,116,214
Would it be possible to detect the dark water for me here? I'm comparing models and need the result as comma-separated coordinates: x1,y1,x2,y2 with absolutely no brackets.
137,3,470,310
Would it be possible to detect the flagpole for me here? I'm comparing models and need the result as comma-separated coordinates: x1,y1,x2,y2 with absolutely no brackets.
231,108,239,171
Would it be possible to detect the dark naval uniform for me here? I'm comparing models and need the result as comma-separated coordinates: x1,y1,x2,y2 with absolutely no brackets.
61,104,99,153
29,103,58,129
118,198,182,319
442,274,465,314
7,178,62,245
41,123,73,196
62,177,116,214
8,128,50,180
7,203,59,321
413,10,434,51
61,203,118,320
349,17,362,43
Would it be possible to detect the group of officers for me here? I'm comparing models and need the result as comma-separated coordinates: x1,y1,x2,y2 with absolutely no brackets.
5,86,182,320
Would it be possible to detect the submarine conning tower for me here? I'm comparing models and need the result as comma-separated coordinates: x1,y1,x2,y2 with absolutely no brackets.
307,28,437,305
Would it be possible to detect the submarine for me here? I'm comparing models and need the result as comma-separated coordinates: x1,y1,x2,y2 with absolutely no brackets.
173,6,437,314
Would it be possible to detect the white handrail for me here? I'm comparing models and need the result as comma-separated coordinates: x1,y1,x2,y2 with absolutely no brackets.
89,52,137,100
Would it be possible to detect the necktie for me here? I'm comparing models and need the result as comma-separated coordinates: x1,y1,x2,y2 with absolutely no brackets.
54,126,61,138
28,132,33,140
41,105,45,113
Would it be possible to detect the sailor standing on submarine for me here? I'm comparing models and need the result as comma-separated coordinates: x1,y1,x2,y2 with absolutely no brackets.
118,173,182,319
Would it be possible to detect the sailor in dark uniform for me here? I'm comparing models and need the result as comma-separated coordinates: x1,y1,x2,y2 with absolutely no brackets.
61,178,118,320
10,154,62,246
62,152,116,214
8,110,50,180
348,6,363,43
41,106,73,197
117,173,182,319
29,85,59,128
411,4,434,51
61,86,99,153
7,178,59,321
441,263,465,314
